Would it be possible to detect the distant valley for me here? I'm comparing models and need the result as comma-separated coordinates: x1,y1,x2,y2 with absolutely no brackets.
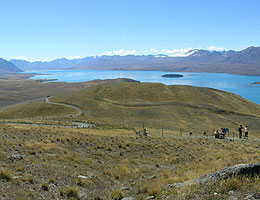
7,46,260,76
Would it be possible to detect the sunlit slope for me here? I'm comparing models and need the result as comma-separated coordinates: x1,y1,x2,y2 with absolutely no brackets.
0,100,76,119
51,82,260,134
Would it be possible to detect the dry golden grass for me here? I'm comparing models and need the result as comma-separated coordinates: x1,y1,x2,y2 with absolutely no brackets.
44,82,260,135
0,100,76,119
0,123,259,199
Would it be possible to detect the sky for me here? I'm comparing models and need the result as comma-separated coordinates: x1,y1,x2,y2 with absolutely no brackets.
1,0,260,61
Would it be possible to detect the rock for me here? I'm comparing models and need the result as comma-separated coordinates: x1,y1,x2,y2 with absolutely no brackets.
78,175,88,179
167,162,260,188
120,186,130,191
122,197,136,200
245,194,254,200
148,175,156,180
145,196,155,200
13,176,23,179
228,190,235,195
8,152,23,161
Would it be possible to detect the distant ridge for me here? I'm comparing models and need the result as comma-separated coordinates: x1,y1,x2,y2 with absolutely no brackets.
9,46,260,75
0,58,23,73
224,46,260,64
10,57,94,71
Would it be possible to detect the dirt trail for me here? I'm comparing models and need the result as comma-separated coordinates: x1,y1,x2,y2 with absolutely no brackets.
0,96,94,128
44,96,83,117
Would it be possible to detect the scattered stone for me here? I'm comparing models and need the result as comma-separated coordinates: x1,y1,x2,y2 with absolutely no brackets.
149,175,156,180
228,190,235,195
120,187,130,191
245,194,254,200
229,196,238,200
214,192,218,196
13,176,23,179
145,196,155,200
8,152,23,161
122,197,136,200
78,175,88,179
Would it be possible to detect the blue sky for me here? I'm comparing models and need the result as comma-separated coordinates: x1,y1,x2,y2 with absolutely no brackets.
1,0,260,61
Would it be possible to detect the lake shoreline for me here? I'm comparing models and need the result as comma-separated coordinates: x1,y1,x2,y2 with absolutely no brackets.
25,69,260,105
24,68,260,76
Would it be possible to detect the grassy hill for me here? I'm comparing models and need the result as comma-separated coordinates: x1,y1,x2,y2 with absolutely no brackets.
47,82,260,135
0,100,76,119
1,81,260,135
0,81,259,199
0,74,137,108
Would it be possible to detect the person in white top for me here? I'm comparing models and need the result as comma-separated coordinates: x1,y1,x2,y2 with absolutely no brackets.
245,126,249,138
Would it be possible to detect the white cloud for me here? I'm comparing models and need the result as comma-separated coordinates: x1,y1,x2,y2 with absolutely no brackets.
161,48,194,57
99,51,113,56
65,56,84,60
99,49,137,56
10,56,56,62
124,50,137,55
10,56,29,61
113,49,125,55
150,48,158,53
207,46,224,51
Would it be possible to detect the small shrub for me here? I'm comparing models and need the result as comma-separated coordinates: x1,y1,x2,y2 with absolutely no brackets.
49,178,55,184
148,181,162,196
110,189,123,200
28,178,34,184
60,187,80,199
103,168,113,176
116,163,131,179
136,182,148,194
94,197,103,200
41,183,49,191
0,170,12,182
76,178,90,187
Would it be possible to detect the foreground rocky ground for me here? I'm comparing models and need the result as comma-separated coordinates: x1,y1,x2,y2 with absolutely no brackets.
0,123,259,200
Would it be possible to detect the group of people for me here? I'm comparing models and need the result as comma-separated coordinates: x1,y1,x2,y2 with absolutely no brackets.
215,128,228,139
238,125,249,139
214,125,249,139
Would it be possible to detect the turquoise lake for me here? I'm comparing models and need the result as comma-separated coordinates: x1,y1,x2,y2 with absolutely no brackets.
28,69,260,104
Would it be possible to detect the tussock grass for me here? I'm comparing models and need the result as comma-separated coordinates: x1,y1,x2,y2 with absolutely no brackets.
110,189,124,200
0,170,12,182
163,176,260,200
0,116,259,199
60,187,80,199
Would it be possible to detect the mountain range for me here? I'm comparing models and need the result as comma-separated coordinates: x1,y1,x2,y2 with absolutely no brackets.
0,58,23,73
3,46,260,75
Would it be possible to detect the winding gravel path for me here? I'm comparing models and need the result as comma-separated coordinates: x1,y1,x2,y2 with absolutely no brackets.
44,96,83,117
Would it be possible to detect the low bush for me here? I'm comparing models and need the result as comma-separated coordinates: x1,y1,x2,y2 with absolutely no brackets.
0,170,12,182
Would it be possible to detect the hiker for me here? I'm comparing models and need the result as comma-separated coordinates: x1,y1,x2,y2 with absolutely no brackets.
143,128,148,136
245,126,249,138
215,130,219,138
238,125,243,139
220,128,226,139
